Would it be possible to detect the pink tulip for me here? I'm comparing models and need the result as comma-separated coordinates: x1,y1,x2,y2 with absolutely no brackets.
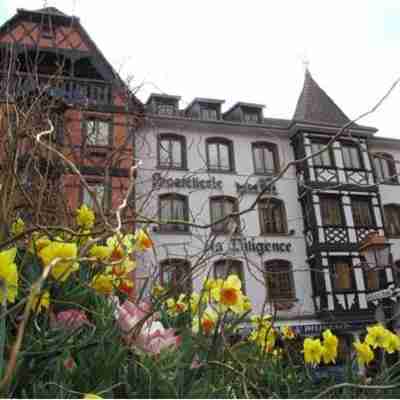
135,321,181,355
54,309,90,330
117,301,153,333
116,300,180,355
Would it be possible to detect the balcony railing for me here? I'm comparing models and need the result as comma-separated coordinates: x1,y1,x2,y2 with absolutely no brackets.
305,225,379,247
0,71,113,105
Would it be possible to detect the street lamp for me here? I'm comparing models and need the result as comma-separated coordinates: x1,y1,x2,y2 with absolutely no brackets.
358,232,396,327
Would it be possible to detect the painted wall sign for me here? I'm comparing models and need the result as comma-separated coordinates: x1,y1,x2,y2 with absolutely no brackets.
235,178,277,195
152,172,223,190
212,238,292,255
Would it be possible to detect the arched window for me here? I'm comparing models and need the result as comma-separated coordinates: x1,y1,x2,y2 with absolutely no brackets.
158,134,187,169
264,260,295,301
206,137,235,172
214,259,245,292
160,258,192,295
384,204,400,237
252,142,279,174
210,196,239,234
159,193,189,232
258,198,287,235
373,153,397,184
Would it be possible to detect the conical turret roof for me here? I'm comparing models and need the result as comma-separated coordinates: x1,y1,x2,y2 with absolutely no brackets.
293,69,350,125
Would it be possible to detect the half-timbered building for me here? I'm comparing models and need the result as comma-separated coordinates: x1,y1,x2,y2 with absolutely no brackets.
0,6,142,225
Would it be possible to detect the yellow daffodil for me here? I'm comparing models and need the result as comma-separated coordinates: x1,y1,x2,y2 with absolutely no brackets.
76,204,95,229
354,340,374,366
90,273,116,295
249,324,276,352
320,329,338,364
29,234,51,254
11,218,25,236
282,325,296,340
134,229,153,251
89,245,113,262
212,275,244,314
166,294,188,317
192,307,218,335
31,290,50,313
152,284,167,298
0,247,18,303
365,324,391,349
189,292,200,314
383,332,400,354
322,329,338,349
39,241,79,281
303,338,323,365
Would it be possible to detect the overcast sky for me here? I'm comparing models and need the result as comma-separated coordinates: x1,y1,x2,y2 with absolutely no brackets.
1,0,400,138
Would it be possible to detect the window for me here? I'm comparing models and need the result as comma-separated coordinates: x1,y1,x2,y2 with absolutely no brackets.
210,196,239,234
320,196,344,226
206,138,234,172
160,259,192,295
342,143,362,169
82,181,107,210
158,134,186,169
330,258,354,291
159,194,189,233
201,107,218,120
252,142,278,174
214,259,245,292
243,111,259,123
157,103,175,115
311,139,333,167
364,268,386,291
264,260,295,301
373,153,397,184
351,197,374,227
258,198,287,234
85,118,110,146
384,204,400,237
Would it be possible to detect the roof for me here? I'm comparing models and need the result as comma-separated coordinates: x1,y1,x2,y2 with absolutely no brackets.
146,93,181,105
185,97,225,111
32,7,68,17
293,69,350,125
223,101,265,116
2,6,143,109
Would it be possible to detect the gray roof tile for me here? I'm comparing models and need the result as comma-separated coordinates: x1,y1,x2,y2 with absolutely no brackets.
294,69,350,125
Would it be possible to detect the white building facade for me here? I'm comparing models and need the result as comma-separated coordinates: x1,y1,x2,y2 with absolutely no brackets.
136,94,315,327
135,71,400,339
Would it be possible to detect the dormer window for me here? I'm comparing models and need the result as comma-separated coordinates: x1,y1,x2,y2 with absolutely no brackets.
146,94,180,116
243,110,259,123
157,103,175,115
223,102,264,123
201,107,217,121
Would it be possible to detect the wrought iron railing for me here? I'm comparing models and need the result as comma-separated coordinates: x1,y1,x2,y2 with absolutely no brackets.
0,71,113,105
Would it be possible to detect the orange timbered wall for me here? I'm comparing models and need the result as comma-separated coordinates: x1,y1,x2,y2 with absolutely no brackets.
0,21,90,51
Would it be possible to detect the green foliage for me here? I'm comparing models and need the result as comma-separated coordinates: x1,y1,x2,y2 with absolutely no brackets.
2,241,400,398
